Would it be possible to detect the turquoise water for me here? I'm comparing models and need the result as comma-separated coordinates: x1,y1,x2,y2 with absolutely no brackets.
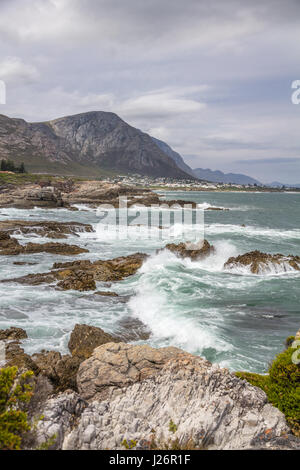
0,191,299,373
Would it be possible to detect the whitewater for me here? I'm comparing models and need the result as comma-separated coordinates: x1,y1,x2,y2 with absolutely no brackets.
0,191,299,374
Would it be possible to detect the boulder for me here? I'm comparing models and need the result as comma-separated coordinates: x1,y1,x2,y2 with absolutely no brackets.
56,270,96,291
77,342,187,402
163,239,214,261
32,351,82,392
0,326,28,341
68,324,120,360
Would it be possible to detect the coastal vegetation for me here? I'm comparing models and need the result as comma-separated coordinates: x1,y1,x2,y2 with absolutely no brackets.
0,366,33,450
0,159,26,174
236,340,300,436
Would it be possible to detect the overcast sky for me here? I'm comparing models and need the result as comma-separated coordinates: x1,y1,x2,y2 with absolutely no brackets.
0,0,300,183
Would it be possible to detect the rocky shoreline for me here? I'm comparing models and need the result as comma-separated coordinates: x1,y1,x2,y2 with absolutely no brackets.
1,324,299,450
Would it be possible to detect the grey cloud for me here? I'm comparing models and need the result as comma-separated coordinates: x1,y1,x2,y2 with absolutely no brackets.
0,0,300,182
235,157,300,164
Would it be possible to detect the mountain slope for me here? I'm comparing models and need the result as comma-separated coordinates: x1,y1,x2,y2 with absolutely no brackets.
193,167,261,185
0,112,191,178
151,137,196,177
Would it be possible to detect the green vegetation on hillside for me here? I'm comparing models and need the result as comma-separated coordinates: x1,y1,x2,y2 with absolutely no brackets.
0,159,26,173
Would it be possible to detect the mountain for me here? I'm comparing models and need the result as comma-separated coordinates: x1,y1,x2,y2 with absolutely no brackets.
193,168,261,185
268,181,300,188
151,137,196,177
0,112,192,178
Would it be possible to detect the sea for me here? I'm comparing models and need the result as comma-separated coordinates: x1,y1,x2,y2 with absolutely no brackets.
0,190,299,374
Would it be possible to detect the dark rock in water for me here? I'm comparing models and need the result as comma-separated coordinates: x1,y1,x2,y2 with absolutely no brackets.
0,230,89,256
68,324,121,360
0,220,94,239
13,261,38,266
0,326,28,340
163,239,214,261
52,259,92,270
206,206,228,211
22,242,89,256
224,250,300,274
2,252,147,290
56,270,96,291
94,291,118,297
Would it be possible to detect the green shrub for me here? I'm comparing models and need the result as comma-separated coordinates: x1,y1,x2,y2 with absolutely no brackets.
0,366,34,450
236,343,300,436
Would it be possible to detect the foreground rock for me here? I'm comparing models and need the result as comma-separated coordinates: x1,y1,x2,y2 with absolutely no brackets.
0,326,28,341
2,253,147,290
77,342,186,402
2,324,123,393
224,250,300,274
0,220,94,239
0,231,89,256
33,347,299,450
0,185,66,209
163,239,214,261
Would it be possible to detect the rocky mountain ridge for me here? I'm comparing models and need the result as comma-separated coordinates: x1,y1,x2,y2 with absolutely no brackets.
0,112,192,178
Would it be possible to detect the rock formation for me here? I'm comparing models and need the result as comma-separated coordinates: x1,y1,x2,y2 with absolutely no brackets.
224,250,300,274
2,253,147,290
0,220,94,239
35,345,299,450
68,324,120,360
0,231,89,256
163,239,214,261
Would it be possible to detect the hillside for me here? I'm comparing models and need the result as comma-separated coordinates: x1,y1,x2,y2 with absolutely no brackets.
193,167,261,185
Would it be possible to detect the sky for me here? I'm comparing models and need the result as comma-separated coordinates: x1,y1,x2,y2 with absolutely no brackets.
0,0,300,183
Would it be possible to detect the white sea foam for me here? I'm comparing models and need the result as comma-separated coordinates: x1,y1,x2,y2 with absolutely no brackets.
205,223,300,240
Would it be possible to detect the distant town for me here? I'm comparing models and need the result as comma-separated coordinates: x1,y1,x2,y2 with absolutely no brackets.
98,174,298,191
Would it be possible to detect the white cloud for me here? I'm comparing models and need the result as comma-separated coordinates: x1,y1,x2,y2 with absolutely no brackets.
118,87,206,119
0,57,39,84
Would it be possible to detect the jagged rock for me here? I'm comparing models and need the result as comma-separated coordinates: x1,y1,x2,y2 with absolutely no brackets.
77,342,187,402
33,392,87,450
0,326,27,341
224,250,300,274
0,220,94,239
163,239,214,261
5,342,40,374
23,242,89,256
68,324,120,360
52,260,92,270
0,230,22,255
94,291,118,297
32,351,82,392
33,352,299,450
3,252,147,289
0,231,89,256
56,270,96,291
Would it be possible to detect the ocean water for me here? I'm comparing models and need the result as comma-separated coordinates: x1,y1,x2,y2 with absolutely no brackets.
0,191,299,374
